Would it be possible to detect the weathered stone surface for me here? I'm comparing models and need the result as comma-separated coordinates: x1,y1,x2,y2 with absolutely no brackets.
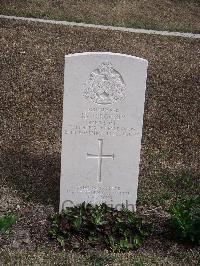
60,52,148,211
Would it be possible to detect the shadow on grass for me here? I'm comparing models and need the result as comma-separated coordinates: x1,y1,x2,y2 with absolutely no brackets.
1,148,60,210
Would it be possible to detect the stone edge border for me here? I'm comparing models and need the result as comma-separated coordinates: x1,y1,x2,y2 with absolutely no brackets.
0,15,200,39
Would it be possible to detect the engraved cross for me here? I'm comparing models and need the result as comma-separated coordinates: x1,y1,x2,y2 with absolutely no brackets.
87,139,114,183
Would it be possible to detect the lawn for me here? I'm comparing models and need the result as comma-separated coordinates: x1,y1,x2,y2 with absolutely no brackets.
0,0,200,33
0,17,199,265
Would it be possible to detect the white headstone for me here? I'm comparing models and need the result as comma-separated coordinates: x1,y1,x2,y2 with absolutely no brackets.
60,52,148,211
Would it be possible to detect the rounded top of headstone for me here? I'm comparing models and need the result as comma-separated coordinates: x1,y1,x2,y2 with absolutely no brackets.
65,52,148,66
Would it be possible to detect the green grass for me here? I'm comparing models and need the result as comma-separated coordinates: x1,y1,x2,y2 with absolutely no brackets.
0,213,17,234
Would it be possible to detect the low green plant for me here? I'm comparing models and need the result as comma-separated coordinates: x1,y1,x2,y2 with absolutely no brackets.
50,203,151,252
168,196,200,245
0,213,17,234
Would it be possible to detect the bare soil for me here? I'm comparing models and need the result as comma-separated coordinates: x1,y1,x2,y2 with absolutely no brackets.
0,0,200,33
0,18,200,265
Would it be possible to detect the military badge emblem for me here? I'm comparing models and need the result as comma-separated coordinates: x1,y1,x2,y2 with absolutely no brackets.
83,62,126,105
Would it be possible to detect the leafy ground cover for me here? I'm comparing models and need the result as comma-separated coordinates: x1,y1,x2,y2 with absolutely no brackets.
169,196,200,245
0,18,199,265
50,203,151,251
0,213,17,234
0,0,200,33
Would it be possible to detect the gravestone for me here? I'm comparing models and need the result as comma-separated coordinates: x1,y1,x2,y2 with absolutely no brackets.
60,52,148,211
